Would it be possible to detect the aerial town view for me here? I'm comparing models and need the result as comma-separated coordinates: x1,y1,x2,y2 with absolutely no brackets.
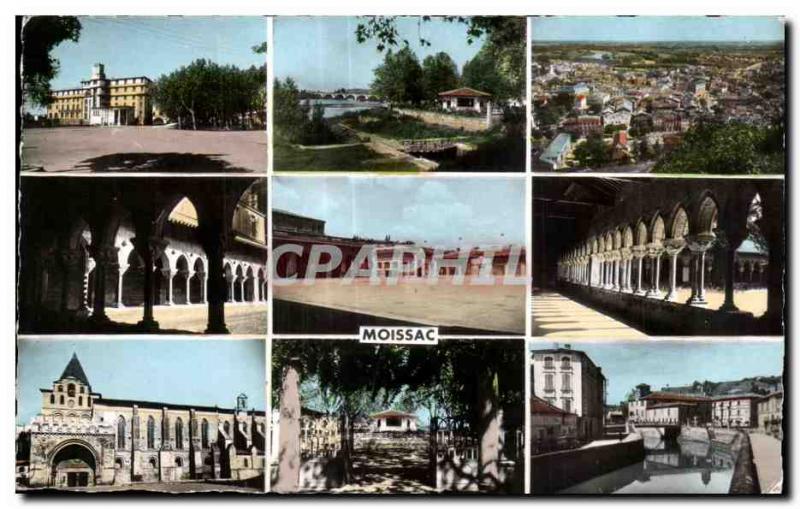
271,339,524,494
15,339,267,493
273,16,525,171
530,340,784,494
530,16,785,174
20,16,267,174
271,176,527,334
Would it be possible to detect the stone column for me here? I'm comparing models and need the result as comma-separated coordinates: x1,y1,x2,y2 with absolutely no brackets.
87,245,117,323
645,244,664,299
132,236,167,332
632,247,645,295
164,269,176,306
685,234,715,306
720,230,745,313
59,248,86,316
203,274,208,304
663,239,686,302
185,270,195,305
117,265,128,308
199,231,229,334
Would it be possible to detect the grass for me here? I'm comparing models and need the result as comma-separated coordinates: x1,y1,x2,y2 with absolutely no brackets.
273,138,417,172
340,111,472,140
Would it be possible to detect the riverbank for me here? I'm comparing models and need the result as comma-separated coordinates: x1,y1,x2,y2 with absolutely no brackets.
748,432,783,494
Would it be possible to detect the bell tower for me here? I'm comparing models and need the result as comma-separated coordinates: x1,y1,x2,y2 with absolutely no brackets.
42,353,94,415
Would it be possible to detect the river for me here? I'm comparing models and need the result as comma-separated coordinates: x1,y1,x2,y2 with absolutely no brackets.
303,99,384,119
560,437,736,494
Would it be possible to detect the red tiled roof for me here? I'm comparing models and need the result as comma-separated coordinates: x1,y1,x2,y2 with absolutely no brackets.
370,410,417,419
531,396,576,416
438,87,491,98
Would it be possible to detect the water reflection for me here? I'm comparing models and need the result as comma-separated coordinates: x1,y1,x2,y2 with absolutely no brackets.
560,438,735,494
304,99,384,119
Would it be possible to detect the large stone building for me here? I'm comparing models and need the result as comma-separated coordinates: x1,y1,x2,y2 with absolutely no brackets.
17,354,265,488
47,64,157,126
757,391,783,439
628,391,711,426
530,346,605,441
712,394,761,428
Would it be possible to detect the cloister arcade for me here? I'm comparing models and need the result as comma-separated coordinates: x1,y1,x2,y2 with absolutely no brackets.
537,178,783,335
18,177,267,334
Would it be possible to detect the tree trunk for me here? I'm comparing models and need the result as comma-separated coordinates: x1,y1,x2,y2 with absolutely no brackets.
274,364,301,493
478,369,502,491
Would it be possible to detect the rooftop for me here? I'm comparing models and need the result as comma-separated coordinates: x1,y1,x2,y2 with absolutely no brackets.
370,410,418,419
21,127,267,174
531,396,576,416
438,87,491,98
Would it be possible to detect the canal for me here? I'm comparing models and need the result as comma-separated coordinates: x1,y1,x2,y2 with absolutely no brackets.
560,436,736,494
304,99,384,119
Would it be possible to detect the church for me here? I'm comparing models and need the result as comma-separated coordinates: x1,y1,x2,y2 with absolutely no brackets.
16,354,266,489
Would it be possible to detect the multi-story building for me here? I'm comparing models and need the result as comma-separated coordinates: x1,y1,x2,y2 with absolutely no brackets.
712,394,761,428
530,346,606,441
757,391,783,439
47,63,155,126
17,354,265,488
628,391,711,425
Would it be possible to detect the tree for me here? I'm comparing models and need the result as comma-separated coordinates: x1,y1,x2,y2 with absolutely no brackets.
573,133,611,168
370,48,424,105
421,52,459,103
154,59,265,130
654,120,784,175
21,16,82,108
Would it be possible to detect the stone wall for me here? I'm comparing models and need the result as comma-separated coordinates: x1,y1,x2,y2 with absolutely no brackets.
394,108,492,132
558,282,770,335
530,436,645,494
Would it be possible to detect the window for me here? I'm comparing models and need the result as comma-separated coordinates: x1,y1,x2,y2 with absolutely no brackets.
149,457,157,468
201,419,209,448
175,418,184,450
50,394,55,404
545,374,555,391
60,395,65,405
78,396,83,406
562,373,572,391
544,356,554,369
561,356,571,369
147,416,155,449
117,416,126,448
562,399,572,413
67,384,75,397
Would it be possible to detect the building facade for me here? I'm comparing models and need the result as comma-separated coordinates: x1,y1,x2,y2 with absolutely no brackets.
712,394,761,428
530,396,578,454
628,391,711,426
47,64,156,126
757,391,783,439
530,347,605,441
369,410,418,432
17,354,265,488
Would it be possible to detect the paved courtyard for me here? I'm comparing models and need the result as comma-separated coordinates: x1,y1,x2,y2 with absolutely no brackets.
274,276,526,334
106,303,267,335
532,291,646,338
21,127,266,173
329,437,435,494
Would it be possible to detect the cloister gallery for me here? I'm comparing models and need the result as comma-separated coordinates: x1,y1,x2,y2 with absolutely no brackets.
533,177,784,336
18,177,268,334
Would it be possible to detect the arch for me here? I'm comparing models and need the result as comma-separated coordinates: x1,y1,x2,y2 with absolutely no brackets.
174,254,191,305
49,440,99,487
649,213,665,245
189,257,207,304
695,194,720,235
604,232,613,252
635,220,648,246
201,418,210,448
668,205,690,240
622,226,634,248
122,249,145,306
613,229,622,250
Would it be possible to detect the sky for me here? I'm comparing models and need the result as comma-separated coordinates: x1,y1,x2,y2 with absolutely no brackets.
275,16,486,90
17,339,265,425
531,340,784,404
273,176,526,247
46,16,266,91
532,16,785,43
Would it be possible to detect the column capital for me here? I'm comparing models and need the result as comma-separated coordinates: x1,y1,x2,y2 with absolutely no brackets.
685,233,715,253
631,245,646,258
664,238,687,256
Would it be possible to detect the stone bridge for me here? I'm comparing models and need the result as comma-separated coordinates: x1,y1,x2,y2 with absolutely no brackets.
305,91,381,102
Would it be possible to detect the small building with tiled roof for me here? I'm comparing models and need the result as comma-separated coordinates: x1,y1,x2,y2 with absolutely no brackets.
369,410,418,432
438,87,492,114
531,396,578,453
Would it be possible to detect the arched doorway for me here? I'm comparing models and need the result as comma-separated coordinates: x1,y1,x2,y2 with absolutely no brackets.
174,255,190,304
190,258,206,304
122,250,145,307
50,442,98,488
